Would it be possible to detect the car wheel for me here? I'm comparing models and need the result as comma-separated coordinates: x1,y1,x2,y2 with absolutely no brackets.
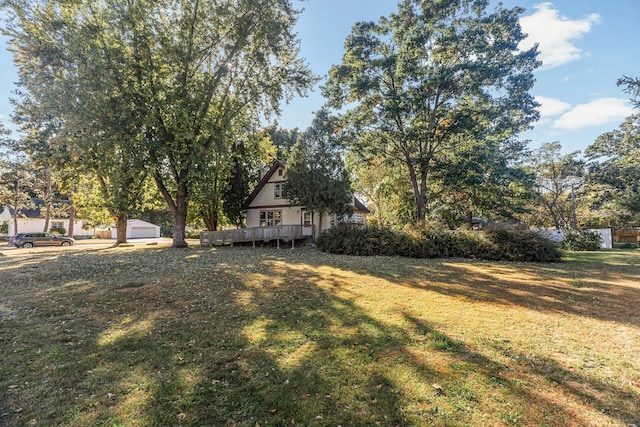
61,241,71,246
22,242,34,248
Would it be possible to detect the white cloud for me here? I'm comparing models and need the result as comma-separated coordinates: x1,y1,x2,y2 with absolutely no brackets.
520,2,600,70
552,98,634,131
535,96,571,120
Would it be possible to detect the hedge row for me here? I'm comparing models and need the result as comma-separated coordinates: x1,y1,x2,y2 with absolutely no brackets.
316,224,563,263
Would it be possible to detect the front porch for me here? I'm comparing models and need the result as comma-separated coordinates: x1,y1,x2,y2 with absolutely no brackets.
200,225,314,248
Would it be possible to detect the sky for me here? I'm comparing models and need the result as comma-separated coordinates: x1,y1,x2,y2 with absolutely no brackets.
278,0,640,154
1,1,639,155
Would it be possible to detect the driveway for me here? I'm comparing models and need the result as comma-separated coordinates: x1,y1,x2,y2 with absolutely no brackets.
0,237,189,251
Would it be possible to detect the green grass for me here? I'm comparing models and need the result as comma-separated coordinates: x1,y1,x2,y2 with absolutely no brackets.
1,245,639,426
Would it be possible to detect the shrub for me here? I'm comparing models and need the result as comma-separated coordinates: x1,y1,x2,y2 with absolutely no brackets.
613,242,638,250
317,224,563,263
0,222,7,234
49,226,66,236
563,230,602,251
483,229,563,263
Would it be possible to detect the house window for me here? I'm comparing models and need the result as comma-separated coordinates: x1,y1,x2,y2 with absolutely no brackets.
278,169,283,176
51,221,64,229
260,210,282,227
302,211,312,226
274,183,285,199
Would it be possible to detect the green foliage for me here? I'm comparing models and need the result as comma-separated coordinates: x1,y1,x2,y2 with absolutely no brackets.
613,242,638,250
0,222,8,234
618,75,640,109
5,0,314,247
324,0,540,222
525,142,584,230
49,226,66,236
563,230,603,251
317,224,562,263
284,109,353,229
483,229,563,262
316,224,418,257
585,114,640,226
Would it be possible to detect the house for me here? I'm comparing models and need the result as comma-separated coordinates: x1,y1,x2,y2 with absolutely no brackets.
245,160,370,238
0,200,95,237
109,219,161,239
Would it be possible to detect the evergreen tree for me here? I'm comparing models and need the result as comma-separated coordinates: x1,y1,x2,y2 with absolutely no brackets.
284,109,352,234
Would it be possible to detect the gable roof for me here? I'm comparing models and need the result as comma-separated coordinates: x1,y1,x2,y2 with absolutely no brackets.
245,160,286,207
354,197,370,214
3,198,72,219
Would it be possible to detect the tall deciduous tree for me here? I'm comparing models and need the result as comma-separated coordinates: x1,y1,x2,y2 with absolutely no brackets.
526,142,584,230
284,109,353,234
585,114,640,225
324,0,539,222
433,138,534,229
4,0,314,248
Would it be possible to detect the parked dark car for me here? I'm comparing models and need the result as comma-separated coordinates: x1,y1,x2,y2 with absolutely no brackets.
10,232,75,248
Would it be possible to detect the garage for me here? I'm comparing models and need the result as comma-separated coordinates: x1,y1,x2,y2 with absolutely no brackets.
111,219,161,239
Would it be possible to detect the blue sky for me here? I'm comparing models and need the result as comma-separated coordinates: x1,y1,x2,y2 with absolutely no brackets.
278,0,640,154
1,1,639,154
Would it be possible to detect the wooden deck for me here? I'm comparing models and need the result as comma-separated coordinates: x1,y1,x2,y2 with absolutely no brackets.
200,225,314,248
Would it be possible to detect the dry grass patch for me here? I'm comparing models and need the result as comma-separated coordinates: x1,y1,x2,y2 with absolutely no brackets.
0,245,639,426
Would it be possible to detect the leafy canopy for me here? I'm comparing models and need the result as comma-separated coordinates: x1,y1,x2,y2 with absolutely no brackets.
324,0,540,222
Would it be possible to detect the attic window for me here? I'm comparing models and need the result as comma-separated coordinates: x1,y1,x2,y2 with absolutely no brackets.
278,169,283,176
274,183,285,199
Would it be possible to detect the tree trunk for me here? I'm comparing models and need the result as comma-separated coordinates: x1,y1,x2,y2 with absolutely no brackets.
405,158,428,223
173,193,188,248
115,212,128,245
202,206,218,231
467,209,473,230
154,173,189,248
12,209,18,235
43,204,51,232
43,170,52,232
12,177,20,235
67,205,76,237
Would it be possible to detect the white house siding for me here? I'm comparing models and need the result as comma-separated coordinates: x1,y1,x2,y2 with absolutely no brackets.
4,217,94,237
244,161,369,239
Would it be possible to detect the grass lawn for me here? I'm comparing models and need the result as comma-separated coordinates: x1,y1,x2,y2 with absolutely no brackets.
1,245,639,426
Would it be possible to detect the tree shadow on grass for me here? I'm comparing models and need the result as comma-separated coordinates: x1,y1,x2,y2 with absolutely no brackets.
0,247,639,426
303,251,640,328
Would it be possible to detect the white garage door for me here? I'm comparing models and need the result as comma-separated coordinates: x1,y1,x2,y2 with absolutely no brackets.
130,226,156,238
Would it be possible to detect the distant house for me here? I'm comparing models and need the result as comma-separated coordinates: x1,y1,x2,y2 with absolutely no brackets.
245,160,370,238
109,219,161,239
0,199,94,237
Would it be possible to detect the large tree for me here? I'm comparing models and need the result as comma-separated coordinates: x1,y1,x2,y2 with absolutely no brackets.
585,114,640,226
433,138,534,229
4,0,314,248
323,0,539,222
526,142,584,230
284,109,353,235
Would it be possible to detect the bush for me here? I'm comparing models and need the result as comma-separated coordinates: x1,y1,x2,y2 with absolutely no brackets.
563,230,602,251
49,226,66,236
0,222,7,234
613,242,638,250
317,224,562,263
483,229,563,263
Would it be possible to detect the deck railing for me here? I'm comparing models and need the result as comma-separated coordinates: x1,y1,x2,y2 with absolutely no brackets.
200,225,314,247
